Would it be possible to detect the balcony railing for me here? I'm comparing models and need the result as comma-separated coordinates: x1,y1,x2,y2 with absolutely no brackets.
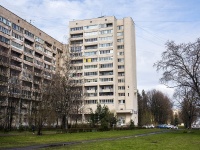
10,65,22,71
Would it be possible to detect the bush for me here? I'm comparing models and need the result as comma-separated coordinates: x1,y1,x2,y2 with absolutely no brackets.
129,120,135,130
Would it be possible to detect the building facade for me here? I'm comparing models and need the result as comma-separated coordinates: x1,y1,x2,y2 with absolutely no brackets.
69,16,138,125
0,6,63,127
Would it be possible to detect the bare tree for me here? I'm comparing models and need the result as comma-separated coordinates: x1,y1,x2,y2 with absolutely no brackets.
154,39,200,105
50,49,84,131
174,87,199,128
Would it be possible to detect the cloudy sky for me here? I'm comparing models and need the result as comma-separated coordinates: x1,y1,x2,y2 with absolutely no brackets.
1,0,200,98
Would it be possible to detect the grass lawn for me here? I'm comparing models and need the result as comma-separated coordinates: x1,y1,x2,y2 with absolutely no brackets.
0,129,160,148
54,130,200,150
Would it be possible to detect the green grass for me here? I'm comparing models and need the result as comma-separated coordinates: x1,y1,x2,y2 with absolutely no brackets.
0,129,159,148
52,130,200,150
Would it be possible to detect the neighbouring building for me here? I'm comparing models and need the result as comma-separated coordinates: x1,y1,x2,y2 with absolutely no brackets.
69,16,138,126
0,6,63,127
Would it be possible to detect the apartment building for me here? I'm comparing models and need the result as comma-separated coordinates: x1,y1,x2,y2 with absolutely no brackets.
0,6,63,127
69,16,138,125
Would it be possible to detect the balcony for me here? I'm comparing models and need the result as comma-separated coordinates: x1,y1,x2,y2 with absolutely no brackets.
11,46,23,54
21,94,32,100
45,46,52,51
116,109,133,114
0,60,9,67
99,89,113,92
22,76,33,82
34,64,43,70
24,34,34,43
22,86,32,91
0,71,9,77
0,50,9,57
85,89,97,93
10,65,22,71
0,91,8,96
11,55,22,62
34,80,41,84
34,72,42,77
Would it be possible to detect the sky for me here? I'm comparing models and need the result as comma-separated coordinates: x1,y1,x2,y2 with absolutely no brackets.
1,0,200,98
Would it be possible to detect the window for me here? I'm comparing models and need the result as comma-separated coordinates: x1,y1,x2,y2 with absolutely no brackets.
34,59,43,66
12,32,23,41
11,41,23,50
71,40,83,44
35,44,44,52
99,43,113,48
84,65,97,69
0,16,11,26
24,55,33,63
117,25,124,30
24,47,33,55
84,31,98,36
84,72,98,76
99,71,113,76
85,45,98,50
71,66,82,70
84,51,97,56
35,36,44,44
23,71,33,79
100,78,113,82
84,25,98,30
85,100,97,104
44,56,51,63
70,26,83,31
84,58,98,63
99,23,113,28
44,49,52,56
0,25,10,35
84,78,98,83
100,99,113,104
12,23,24,33
118,72,125,76
118,93,125,96
118,78,125,83
86,93,97,97
118,52,124,55
71,46,82,52
118,65,124,69
99,56,113,61
99,36,112,41
25,30,34,38
99,29,113,34
117,39,124,42
44,63,52,70
118,58,124,62
0,35,10,44
85,38,98,42
118,86,125,90
119,100,125,104
71,33,83,38
117,32,123,36
99,50,113,54
100,63,113,68
117,45,124,49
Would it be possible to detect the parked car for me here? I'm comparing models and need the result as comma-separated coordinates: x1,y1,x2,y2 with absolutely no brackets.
142,124,155,128
192,124,200,129
156,124,167,129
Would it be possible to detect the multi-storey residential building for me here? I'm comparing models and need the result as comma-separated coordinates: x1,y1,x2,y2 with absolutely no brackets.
0,6,63,127
69,16,138,125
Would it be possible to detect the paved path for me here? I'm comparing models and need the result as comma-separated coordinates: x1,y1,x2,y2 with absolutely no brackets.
2,130,172,150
